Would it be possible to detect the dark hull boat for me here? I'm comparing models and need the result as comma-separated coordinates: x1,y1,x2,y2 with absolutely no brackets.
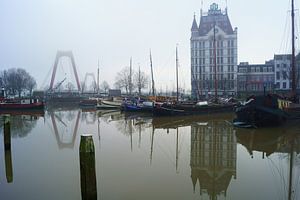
153,102,235,116
79,99,98,108
233,95,288,128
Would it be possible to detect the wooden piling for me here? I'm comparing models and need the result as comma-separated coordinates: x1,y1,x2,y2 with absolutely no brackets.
79,134,97,200
4,115,13,183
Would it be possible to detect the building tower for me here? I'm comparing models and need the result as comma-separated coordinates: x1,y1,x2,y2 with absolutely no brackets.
191,3,238,99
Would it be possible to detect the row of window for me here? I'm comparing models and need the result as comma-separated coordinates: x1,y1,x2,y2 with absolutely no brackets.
192,80,235,90
191,40,235,49
275,82,291,89
192,57,235,65
191,48,235,57
276,63,290,68
238,83,273,91
276,71,289,80
193,73,235,80
238,66,273,73
192,65,235,73
238,75,274,82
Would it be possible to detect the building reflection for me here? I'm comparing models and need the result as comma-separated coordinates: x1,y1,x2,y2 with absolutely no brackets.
236,127,300,158
236,127,300,200
190,120,236,200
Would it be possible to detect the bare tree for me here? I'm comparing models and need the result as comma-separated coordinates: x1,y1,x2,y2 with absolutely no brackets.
26,75,37,97
0,68,37,97
134,67,149,95
65,82,75,92
114,67,135,95
100,81,110,94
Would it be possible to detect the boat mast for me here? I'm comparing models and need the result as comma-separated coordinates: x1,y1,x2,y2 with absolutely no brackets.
288,140,294,200
176,45,179,101
97,59,100,94
129,57,132,96
150,50,155,96
138,65,141,95
213,22,218,102
176,128,179,173
291,0,296,101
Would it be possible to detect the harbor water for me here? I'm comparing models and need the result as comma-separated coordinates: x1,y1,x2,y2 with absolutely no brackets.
0,108,299,200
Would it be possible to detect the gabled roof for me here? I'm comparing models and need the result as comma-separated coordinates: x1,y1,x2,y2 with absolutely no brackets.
198,13,234,36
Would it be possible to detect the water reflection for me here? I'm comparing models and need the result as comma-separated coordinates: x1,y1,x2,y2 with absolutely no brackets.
1,109,300,199
190,117,236,199
47,109,80,149
0,114,43,186
0,114,40,138
236,127,300,200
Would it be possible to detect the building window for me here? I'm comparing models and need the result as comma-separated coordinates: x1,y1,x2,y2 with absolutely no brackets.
263,67,267,72
268,67,273,72
276,72,280,79
283,82,286,89
283,71,287,80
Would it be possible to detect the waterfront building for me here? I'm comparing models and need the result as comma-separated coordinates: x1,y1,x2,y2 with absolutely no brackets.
237,61,275,97
237,54,300,97
274,54,300,94
191,3,238,99
190,120,236,198
274,54,292,92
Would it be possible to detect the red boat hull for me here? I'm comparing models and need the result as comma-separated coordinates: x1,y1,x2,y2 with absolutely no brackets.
0,102,45,110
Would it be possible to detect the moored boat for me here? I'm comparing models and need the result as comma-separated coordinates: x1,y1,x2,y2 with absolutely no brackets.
0,98,44,111
233,94,288,128
96,99,121,110
121,100,154,113
153,101,235,116
79,98,98,107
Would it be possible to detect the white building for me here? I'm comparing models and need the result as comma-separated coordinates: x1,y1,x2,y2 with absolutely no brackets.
274,54,292,91
191,3,238,98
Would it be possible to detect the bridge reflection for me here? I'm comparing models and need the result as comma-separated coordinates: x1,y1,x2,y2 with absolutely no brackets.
49,110,81,149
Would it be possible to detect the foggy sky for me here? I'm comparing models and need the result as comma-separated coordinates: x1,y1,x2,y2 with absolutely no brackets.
0,0,299,92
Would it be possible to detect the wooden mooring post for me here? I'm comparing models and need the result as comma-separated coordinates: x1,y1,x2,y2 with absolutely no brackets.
4,115,13,183
79,134,97,200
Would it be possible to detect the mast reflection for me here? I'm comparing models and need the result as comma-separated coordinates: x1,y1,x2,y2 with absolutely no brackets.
190,119,236,200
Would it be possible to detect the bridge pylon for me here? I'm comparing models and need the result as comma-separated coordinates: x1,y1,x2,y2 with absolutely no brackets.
49,51,81,91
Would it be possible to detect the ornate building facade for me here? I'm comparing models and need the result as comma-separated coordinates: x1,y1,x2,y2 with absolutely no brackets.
191,3,238,98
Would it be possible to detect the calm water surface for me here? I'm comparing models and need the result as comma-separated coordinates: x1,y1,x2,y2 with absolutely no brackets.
0,108,300,200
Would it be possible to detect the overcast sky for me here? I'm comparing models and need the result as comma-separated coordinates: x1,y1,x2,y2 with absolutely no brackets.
0,0,299,92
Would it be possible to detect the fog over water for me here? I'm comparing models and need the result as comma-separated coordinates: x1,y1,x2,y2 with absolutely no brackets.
0,0,298,91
